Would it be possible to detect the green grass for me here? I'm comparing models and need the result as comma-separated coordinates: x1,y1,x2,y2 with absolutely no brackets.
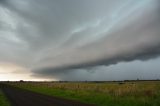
0,89,10,106
9,81,160,106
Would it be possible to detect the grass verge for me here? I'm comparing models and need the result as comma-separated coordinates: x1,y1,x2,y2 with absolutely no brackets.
0,89,10,106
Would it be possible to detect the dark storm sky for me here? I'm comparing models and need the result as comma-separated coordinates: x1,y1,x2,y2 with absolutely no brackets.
0,0,160,81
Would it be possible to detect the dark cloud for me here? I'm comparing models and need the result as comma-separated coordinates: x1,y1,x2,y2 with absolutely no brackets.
0,0,160,80
33,0,160,77
32,58,160,81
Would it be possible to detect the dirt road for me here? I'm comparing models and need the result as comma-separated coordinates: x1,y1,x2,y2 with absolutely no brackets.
0,84,95,106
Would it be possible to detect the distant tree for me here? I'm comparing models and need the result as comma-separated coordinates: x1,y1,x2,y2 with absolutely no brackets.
20,80,24,83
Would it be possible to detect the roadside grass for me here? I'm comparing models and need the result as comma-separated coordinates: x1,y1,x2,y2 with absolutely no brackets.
0,89,10,106
9,81,160,106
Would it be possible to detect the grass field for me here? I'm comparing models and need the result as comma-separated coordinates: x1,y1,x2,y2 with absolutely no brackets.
8,81,160,106
0,89,10,106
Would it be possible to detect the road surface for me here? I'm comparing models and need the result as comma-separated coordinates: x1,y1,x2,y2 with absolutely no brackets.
0,84,95,106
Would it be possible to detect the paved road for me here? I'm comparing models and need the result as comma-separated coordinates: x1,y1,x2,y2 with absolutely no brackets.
0,84,95,106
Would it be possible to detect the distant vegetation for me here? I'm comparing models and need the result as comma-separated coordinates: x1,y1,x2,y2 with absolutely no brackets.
6,81,160,106
0,89,10,106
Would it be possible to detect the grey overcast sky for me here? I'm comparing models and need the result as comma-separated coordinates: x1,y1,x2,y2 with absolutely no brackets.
0,0,160,81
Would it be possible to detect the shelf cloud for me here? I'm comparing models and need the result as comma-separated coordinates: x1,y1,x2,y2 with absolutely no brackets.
0,0,160,80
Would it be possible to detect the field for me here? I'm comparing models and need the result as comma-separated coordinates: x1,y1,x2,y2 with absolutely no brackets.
0,89,10,106
7,81,160,106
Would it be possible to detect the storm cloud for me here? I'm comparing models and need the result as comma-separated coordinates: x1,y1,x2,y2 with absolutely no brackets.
0,0,160,80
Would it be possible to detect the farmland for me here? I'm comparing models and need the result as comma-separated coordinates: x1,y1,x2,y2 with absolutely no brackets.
7,81,160,106
0,89,10,106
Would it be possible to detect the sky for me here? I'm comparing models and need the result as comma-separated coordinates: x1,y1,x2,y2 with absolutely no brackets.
0,0,160,81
